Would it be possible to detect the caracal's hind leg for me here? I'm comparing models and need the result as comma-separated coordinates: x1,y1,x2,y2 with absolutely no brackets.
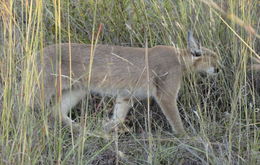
103,96,132,133
53,88,87,130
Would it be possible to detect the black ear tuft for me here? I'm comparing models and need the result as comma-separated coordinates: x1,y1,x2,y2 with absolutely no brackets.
191,50,202,57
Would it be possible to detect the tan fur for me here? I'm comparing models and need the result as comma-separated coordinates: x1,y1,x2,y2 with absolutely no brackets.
247,57,260,73
248,60,260,94
248,64,260,71
36,32,218,135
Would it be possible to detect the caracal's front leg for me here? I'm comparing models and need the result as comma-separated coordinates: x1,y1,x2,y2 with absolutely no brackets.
154,76,186,135
103,96,132,133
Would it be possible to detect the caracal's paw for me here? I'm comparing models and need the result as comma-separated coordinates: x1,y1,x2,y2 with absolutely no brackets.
102,119,118,134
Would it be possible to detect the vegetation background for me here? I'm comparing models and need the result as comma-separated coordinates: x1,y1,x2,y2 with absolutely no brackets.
0,0,259,164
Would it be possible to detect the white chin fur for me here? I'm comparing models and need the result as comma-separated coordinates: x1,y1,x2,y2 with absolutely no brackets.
206,67,216,75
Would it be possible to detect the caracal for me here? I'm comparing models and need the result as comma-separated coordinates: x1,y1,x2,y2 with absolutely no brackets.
36,31,219,135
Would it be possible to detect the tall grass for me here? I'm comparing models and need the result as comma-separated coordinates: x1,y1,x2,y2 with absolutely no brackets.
0,0,259,164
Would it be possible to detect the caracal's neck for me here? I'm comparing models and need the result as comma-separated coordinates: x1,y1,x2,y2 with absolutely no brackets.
177,49,194,68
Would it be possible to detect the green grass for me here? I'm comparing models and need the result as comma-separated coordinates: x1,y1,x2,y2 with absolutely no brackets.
0,0,259,164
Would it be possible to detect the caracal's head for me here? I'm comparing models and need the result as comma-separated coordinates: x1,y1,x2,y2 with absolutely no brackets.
187,31,220,75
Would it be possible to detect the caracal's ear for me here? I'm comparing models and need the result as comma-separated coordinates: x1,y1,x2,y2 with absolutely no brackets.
187,31,202,56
